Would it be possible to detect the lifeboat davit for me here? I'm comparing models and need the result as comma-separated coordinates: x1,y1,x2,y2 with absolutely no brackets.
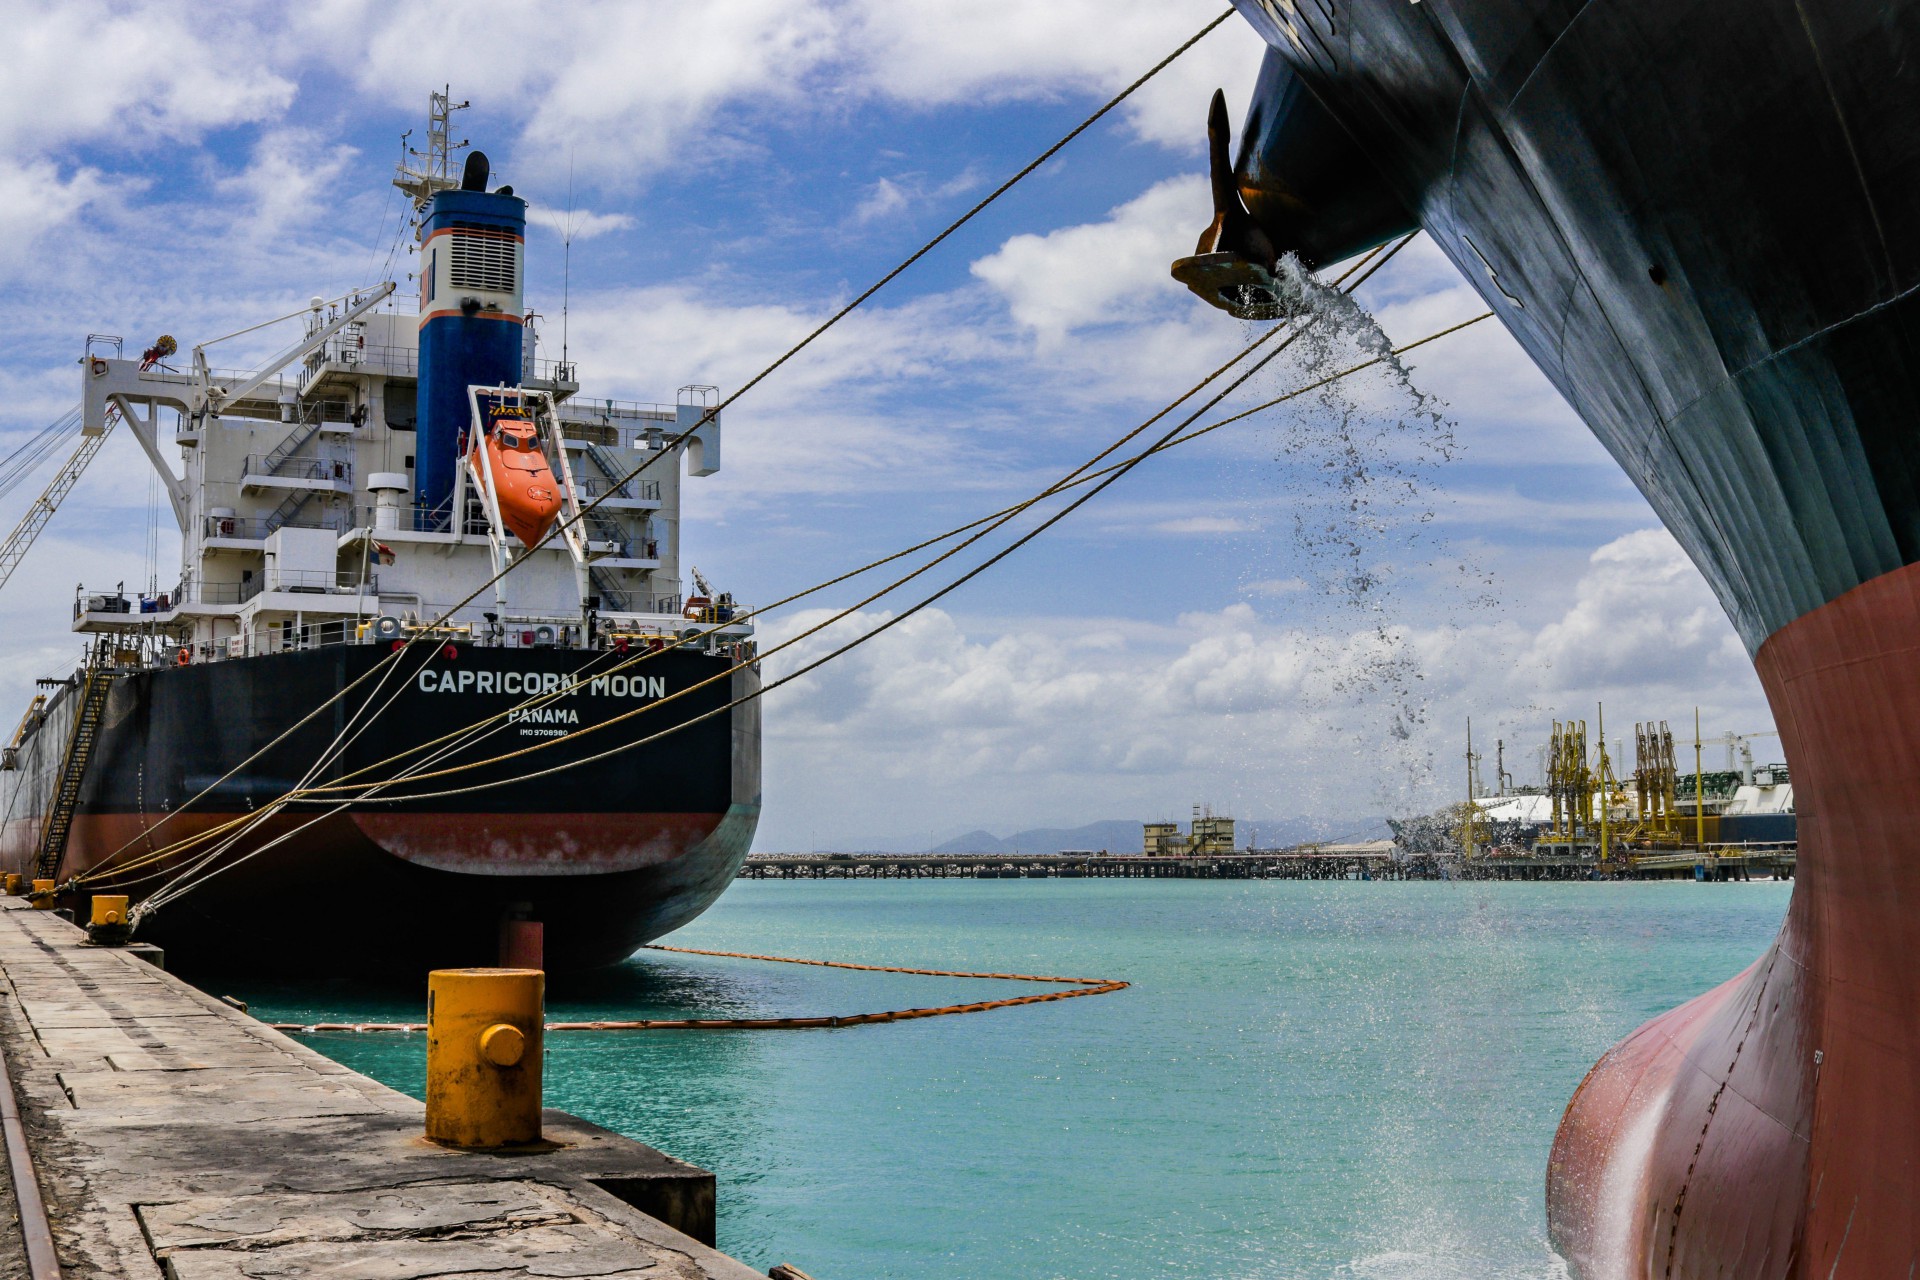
473,411,563,548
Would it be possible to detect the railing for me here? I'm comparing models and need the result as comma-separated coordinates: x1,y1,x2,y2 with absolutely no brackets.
196,365,299,394
74,585,178,618
356,504,474,536
187,582,251,605
591,534,662,561
242,569,377,602
562,396,677,423
354,502,658,551
262,409,327,474
204,511,349,541
572,475,662,503
293,342,584,386
559,403,676,451
244,454,351,483
183,370,356,422
598,592,686,616
306,342,413,379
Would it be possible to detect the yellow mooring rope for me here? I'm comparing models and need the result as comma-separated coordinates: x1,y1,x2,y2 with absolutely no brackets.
266,944,1129,1034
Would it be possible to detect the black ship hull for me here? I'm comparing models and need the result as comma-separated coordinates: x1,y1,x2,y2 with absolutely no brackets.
1207,1,1920,1274
0,643,760,974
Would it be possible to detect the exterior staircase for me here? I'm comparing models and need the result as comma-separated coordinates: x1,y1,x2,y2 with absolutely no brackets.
583,508,629,557
263,489,317,535
34,662,114,881
589,567,634,612
584,443,635,499
263,407,326,475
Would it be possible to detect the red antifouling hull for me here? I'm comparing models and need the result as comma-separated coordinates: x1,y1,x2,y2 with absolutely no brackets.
1548,561,1920,1277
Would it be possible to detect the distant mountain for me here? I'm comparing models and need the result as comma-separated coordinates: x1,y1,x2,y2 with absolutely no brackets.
929,820,1142,856
924,815,1388,856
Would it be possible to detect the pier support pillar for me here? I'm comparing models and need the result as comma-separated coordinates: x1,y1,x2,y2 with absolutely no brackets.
499,918,544,970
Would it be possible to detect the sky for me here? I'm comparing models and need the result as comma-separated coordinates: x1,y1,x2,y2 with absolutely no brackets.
0,0,1775,851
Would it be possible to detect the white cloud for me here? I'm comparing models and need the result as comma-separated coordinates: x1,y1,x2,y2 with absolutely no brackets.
854,178,910,224
527,208,636,240
848,169,980,227
842,0,1264,150
306,0,841,187
214,129,358,241
0,0,292,156
1527,528,1744,689
970,176,1206,345
750,527,1770,848
0,162,114,279
1154,515,1256,535
296,0,1262,189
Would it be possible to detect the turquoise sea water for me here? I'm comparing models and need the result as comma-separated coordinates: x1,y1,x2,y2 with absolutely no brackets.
233,879,1790,1279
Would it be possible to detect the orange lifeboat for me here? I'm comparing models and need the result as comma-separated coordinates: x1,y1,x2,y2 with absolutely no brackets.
473,410,563,548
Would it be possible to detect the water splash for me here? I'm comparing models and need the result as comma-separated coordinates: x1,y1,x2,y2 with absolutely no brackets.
1231,254,1499,815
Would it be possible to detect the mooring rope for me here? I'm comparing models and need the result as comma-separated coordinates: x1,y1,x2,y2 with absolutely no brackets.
91,277,1484,918
311,244,1434,806
265,944,1129,1034
92,241,1415,903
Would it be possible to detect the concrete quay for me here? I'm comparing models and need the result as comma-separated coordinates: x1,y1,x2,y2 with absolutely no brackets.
0,898,768,1280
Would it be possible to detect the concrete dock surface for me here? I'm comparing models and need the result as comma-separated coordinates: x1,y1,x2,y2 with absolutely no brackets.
0,898,768,1279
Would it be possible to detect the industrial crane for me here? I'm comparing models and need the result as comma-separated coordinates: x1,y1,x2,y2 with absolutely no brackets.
0,406,119,593
1715,729,1782,781
0,333,179,593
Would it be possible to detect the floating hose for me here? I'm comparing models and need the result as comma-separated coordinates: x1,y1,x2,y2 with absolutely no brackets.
267,944,1128,1034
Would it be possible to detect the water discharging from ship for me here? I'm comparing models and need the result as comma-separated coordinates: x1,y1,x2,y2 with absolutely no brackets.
1227,251,1487,817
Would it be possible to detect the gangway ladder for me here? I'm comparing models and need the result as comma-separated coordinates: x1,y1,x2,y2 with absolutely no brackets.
33,664,115,881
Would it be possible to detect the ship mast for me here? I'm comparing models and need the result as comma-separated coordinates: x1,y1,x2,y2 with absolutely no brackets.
393,87,469,215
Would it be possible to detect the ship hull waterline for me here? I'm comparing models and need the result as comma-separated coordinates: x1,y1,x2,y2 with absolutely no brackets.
0,643,761,975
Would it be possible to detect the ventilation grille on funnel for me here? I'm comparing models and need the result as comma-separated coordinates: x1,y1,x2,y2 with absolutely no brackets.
449,230,518,294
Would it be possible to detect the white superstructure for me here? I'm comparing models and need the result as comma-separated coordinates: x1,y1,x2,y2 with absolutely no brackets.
69,301,744,659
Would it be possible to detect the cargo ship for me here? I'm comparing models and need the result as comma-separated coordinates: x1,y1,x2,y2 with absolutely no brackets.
1174,3,1920,1275
0,92,760,974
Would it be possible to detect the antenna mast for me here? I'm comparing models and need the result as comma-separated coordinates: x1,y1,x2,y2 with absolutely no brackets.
562,147,575,371
393,86,470,215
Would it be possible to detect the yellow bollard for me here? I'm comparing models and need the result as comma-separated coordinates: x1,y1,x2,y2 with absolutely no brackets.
90,896,128,927
424,968,543,1148
3,874,18,896
29,880,55,909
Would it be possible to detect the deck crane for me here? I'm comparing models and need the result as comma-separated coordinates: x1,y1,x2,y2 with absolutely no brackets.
1716,729,1782,782
0,406,121,593
0,283,396,597
0,334,179,593
0,406,87,504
